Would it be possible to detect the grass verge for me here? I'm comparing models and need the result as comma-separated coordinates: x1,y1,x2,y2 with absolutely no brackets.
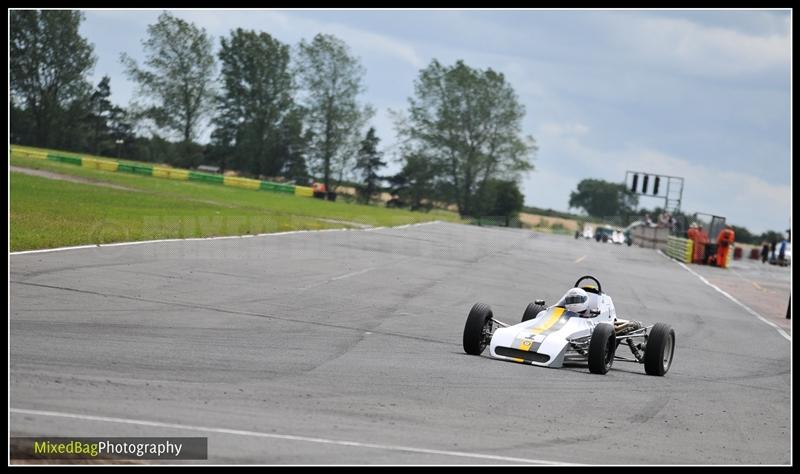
10,155,461,251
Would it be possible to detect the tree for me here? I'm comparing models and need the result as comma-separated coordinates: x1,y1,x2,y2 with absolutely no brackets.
729,225,756,245
106,105,136,158
81,75,137,158
388,152,442,212
353,128,386,204
121,12,215,146
478,179,524,226
568,179,639,219
10,10,96,148
277,108,312,185
396,59,536,217
213,28,298,177
760,230,786,246
295,33,372,193
86,76,114,154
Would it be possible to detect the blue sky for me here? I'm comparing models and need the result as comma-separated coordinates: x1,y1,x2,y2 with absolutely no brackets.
77,9,791,234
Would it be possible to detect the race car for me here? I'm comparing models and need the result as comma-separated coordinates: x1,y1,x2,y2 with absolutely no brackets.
462,275,675,376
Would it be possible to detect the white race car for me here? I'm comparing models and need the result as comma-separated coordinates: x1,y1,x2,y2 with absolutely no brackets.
462,275,676,376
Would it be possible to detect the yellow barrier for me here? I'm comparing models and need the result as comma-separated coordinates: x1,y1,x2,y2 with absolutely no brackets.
153,166,189,180
223,176,261,190
294,185,314,198
666,236,694,263
82,157,119,172
10,150,48,160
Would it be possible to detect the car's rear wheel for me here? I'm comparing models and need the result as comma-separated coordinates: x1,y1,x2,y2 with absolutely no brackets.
522,302,545,322
463,303,494,355
644,323,675,376
588,323,616,374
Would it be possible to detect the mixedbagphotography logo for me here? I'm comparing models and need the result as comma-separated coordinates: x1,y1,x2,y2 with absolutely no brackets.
11,437,208,461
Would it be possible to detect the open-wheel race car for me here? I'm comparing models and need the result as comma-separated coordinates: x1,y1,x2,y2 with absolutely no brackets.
462,275,675,376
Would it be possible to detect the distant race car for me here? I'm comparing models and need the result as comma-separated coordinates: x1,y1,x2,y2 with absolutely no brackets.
594,226,614,242
462,275,676,376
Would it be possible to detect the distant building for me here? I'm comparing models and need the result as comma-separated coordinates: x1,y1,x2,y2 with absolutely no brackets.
197,165,221,174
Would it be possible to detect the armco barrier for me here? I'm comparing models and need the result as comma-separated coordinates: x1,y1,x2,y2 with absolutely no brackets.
224,176,261,190
188,171,224,184
631,225,670,250
666,235,694,263
11,150,48,161
82,158,119,172
260,181,295,193
47,153,82,166
294,185,314,197
11,145,309,199
117,163,153,176
132,164,153,176
153,166,189,180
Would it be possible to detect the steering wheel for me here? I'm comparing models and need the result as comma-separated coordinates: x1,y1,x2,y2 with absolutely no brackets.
574,275,602,294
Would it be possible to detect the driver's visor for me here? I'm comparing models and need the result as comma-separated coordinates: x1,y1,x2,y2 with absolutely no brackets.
564,295,587,305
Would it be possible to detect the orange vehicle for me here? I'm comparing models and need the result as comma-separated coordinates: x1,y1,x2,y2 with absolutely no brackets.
311,181,327,199
687,213,729,267
312,181,327,193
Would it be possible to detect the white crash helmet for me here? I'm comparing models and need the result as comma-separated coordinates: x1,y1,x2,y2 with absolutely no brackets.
564,287,589,314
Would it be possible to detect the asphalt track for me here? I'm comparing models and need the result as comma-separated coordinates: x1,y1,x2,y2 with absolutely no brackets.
10,222,792,464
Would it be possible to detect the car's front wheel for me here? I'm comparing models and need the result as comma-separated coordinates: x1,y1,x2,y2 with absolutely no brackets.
522,302,545,322
588,323,616,374
644,323,675,376
463,303,494,355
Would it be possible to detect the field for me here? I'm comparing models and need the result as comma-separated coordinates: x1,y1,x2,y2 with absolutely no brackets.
518,212,580,233
9,155,462,251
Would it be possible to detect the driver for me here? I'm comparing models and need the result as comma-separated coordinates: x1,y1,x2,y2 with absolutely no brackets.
564,287,590,317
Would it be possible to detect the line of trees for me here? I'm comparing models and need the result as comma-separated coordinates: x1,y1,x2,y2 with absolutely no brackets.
10,10,536,221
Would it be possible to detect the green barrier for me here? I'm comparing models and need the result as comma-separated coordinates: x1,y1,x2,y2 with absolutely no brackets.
47,153,82,166
118,163,135,173
130,165,153,176
189,171,223,184
260,181,294,193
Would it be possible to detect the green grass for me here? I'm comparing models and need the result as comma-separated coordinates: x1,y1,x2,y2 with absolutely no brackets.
10,155,462,251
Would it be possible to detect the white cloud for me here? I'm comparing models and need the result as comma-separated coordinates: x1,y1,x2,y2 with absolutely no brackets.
176,10,425,69
539,122,590,138
604,13,791,77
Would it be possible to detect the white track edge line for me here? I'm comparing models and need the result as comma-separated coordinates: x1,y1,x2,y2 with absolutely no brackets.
10,408,574,465
657,250,790,341
10,221,444,256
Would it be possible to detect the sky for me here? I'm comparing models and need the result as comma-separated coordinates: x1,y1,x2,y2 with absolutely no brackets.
75,8,791,234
